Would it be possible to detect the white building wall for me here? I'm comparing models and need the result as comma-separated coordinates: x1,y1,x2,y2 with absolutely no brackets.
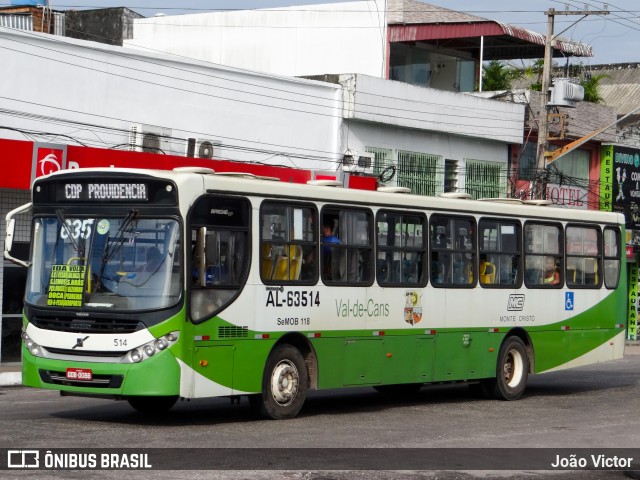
1,27,523,176
0,27,344,170
342,74,524,145
345,121,508,163
125,1,387,78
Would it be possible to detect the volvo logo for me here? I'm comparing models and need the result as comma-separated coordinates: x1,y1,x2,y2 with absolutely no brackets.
72,336,89,349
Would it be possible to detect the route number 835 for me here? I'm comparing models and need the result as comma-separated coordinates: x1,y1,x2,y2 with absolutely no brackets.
60,219,94,240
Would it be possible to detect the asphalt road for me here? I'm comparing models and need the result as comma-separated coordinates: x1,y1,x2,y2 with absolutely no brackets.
0,346,639,480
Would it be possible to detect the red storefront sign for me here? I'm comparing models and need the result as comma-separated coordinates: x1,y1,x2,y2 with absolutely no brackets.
0,138,377,191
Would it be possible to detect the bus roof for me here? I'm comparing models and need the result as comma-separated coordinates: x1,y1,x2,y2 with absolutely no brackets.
36,167,624,225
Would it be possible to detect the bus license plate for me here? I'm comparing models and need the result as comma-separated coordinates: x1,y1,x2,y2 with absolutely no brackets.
66,368,93,381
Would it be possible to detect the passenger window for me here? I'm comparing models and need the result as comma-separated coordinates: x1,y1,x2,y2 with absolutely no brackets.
566,225,601,288
260,202,317,284
321,207,373,285
524,222,562,288
376,211,426,287
603,227,620,289
188,195,251,323
479,219,521,287
430,215,475,287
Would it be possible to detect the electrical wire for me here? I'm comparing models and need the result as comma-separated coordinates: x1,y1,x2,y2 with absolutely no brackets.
0,27,525,124
0,4,632,203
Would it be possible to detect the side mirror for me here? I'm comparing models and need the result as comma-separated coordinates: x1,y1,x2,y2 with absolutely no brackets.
4,202,32,268
5,218,15,253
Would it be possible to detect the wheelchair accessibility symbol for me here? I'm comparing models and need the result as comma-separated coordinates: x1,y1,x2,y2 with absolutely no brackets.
565,292,574,311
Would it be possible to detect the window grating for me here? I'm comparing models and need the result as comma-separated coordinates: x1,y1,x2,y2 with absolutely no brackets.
465,159,506,200
397,151,443,196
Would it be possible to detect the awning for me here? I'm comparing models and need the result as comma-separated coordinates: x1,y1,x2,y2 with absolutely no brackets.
388,21,592,60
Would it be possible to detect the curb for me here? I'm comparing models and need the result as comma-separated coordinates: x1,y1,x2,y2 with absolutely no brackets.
0,371,21,387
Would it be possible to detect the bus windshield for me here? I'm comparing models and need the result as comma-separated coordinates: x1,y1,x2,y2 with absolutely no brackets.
26,213,182,311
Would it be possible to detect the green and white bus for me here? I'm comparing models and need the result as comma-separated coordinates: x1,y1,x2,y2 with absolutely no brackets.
4,167,626,419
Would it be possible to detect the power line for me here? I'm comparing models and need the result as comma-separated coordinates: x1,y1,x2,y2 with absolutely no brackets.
0,7,621,198
0,28,525,136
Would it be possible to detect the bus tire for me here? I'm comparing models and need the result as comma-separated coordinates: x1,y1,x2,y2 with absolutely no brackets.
127,395,178,414
482,336,529,401
253,344,308,420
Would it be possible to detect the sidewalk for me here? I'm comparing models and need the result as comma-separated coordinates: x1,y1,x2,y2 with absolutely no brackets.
0,364,21,387
1,342,639,388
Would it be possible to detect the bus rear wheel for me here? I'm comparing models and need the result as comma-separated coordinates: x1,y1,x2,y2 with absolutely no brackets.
251,344,308,420
128,395,179,414
481,336,529,401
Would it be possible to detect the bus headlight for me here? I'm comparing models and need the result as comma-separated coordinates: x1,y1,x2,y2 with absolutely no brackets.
143,344,155,357
22,332,41,357
125,331,179,364
129,349,143,363
155,338,169,351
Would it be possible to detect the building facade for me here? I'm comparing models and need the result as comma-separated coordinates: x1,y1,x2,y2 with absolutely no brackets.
0,24,525,363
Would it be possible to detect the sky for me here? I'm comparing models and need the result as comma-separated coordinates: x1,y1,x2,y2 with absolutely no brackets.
17,0,640,66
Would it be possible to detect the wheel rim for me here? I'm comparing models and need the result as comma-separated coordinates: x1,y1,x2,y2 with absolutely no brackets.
270,359,299,406
503,348,524,388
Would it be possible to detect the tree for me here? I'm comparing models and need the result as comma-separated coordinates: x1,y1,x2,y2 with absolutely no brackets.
481,60,522,91
580,73,609,103
523,59,544,91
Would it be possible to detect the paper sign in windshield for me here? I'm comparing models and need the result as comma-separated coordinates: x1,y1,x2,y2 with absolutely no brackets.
47,265,86,307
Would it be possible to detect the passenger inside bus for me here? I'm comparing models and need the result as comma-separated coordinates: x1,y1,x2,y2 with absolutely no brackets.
479,256,496,284
544,256,560,285
322,221,340,279
322,223,340,254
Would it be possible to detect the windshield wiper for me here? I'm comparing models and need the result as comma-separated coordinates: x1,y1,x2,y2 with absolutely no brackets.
56,209,81,254
103,209,138,264
93,210,138,293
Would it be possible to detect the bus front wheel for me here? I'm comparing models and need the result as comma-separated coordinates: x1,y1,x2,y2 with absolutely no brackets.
251,344,308,420
127,395,179,414
481,336,529,401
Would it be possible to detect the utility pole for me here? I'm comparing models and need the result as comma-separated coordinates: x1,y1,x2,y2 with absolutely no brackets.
534,7,609,200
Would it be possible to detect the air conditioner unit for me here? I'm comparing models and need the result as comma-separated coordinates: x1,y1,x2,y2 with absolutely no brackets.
357,155,373,171
128,124,172,154
185,138,220,159
342,154,373,173
548,78,584,108
341,154,357,172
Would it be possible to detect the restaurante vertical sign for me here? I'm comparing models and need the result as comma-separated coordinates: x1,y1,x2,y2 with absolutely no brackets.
600,145,613,212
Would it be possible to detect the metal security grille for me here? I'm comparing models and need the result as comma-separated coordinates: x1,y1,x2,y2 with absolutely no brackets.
397,151,443,196
365,147,394,183
465,159,506,199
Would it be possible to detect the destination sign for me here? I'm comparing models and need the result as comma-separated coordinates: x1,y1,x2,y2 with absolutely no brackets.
33,177,178,205
64,183,148,201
